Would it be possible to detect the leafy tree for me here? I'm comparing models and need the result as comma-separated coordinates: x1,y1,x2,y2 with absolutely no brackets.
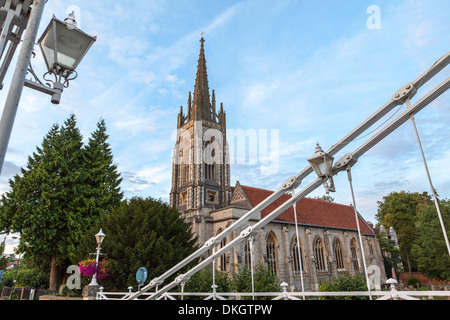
1,266,49,289
411,200,450,281
314,195,335,203
76,197,198,291
0,115,122,291
0,241,8,271
376,191,432,273
318,273,369,300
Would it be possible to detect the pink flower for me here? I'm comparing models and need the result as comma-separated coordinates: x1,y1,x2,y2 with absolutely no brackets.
78,259,110,279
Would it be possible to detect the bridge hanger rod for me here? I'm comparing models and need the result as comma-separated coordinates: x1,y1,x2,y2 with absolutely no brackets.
127,51,449,300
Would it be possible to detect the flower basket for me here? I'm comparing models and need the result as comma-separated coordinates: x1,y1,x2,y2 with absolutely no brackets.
78,259,110,279
79,259,97,277
96,259,111,280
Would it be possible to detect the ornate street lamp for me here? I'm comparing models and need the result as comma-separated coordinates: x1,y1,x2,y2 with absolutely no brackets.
95,228,106,248
39,13,96,76
89,228,105,286
308,142,336,193
0,3,97,176
28,12,97,104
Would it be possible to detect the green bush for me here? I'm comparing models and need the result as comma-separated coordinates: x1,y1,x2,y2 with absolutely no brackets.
180,265,280,300
181,267,232,300
1,267,49,289
407,276,421,288
232,265,280,300
318,273,369,300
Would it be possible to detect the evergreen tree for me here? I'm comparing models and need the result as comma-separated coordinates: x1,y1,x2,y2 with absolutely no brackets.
0,115,122,290
84,119,123,217
76,197,198,291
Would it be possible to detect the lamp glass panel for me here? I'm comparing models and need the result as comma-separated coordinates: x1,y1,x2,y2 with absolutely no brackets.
54,21,94,70
96,234,104,245
317,161,328,177
309,155,333,177
95,230,105,245
39,24,56,71
39,18,96,72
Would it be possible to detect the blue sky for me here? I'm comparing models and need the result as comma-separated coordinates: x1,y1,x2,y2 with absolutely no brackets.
1,0,449,253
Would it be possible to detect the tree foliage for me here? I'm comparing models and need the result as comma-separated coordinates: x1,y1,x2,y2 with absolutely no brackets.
318,273,369,300
376,191,432,272
1,266,49,289
376,190,450,281
231,265,280,300
411,200,450,281
0,115,123,289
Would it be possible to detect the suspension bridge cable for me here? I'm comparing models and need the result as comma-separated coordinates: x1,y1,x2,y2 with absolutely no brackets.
346,167,372,300
407,101,450,256
291,188,306,300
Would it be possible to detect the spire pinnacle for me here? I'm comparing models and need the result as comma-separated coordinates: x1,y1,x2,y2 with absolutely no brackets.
192,36,212,121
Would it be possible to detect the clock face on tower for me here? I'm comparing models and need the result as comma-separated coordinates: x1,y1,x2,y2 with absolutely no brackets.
207,190,217,204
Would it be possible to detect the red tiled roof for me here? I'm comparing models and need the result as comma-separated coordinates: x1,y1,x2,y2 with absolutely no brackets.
239,185,375,235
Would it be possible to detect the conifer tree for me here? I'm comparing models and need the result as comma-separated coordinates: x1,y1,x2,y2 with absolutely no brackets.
0,114,122,290
84,119,123,217
76,197,198,291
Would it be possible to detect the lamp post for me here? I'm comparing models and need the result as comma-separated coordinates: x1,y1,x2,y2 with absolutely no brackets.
89,228,105,286
0,1,96,176
307,142,336,193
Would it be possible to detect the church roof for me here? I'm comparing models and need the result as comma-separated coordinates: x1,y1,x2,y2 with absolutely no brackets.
232,183,375,235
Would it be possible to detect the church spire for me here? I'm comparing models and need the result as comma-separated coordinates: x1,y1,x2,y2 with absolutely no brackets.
192,37,212,122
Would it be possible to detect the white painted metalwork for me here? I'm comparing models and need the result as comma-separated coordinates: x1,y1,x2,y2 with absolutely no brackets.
346,167,372,300
291,188,306,300
97,280,450,301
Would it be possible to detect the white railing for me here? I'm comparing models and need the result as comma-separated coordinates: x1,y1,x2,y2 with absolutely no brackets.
96,280,450,301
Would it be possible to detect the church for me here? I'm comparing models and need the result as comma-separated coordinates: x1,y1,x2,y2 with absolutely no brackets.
170,38,387,291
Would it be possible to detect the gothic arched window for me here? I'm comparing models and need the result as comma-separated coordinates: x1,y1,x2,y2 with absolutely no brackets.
244,238,252,268
368,238,374,256
179,138,191,184
216,230,227,271
333,239,345,271
181,163,190,183
350,238,360,273
314,237,327,272
266,232,278,275
291,238,305,276
205,163,215,180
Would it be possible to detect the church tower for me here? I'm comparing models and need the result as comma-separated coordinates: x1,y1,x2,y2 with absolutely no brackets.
170,38,231,243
